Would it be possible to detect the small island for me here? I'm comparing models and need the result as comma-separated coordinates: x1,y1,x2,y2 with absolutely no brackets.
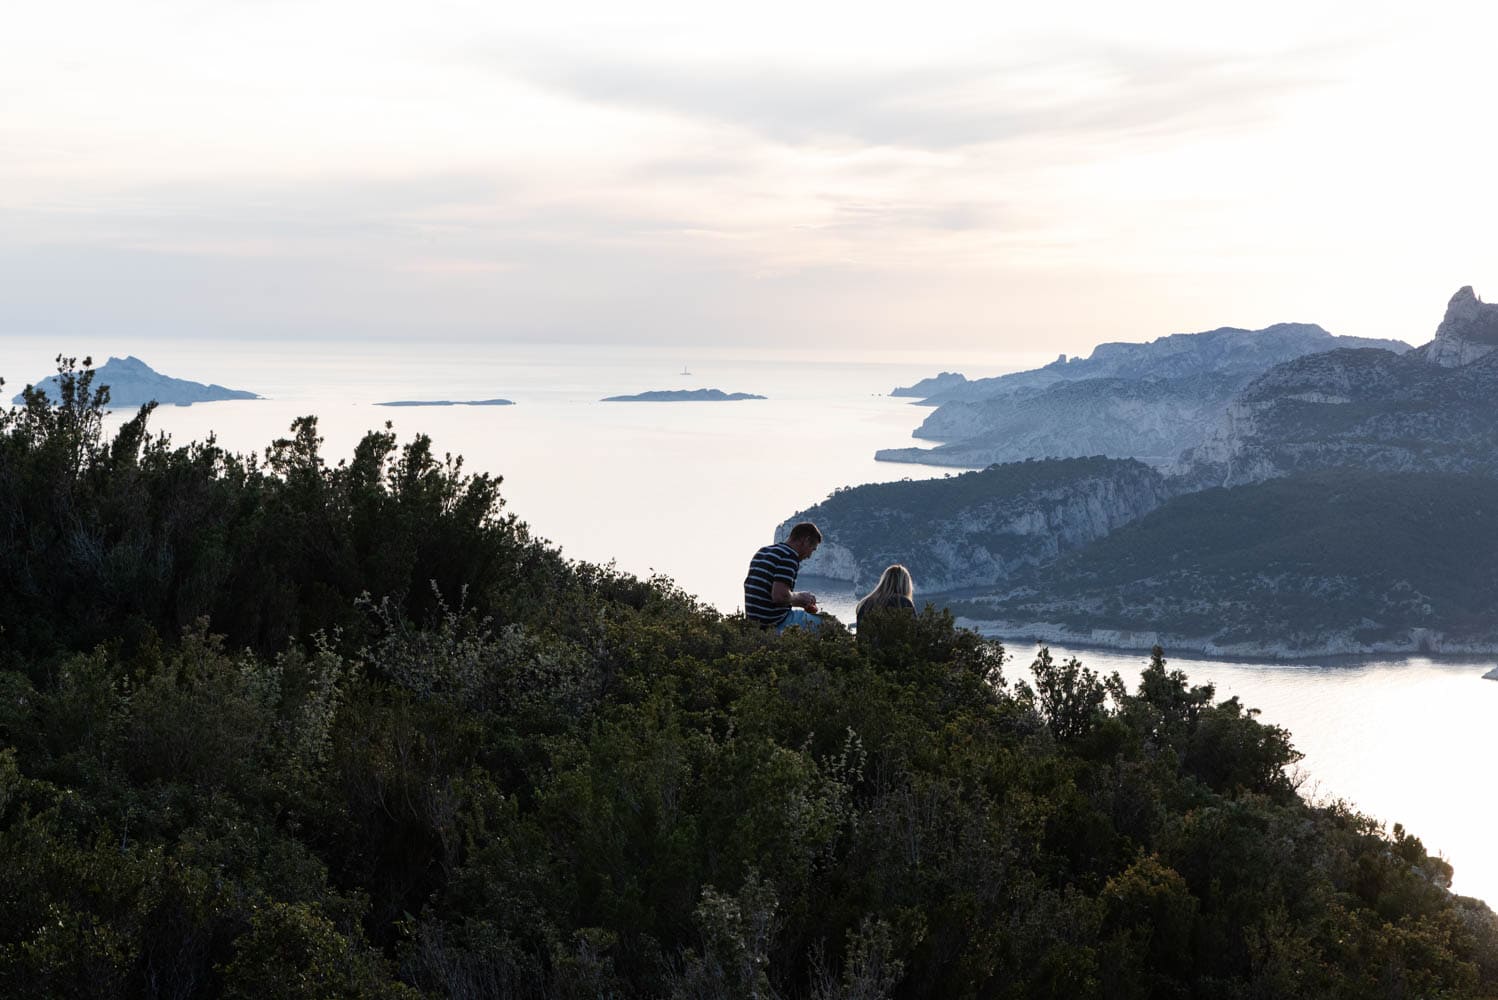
374,398,514,407
601,389,766,402
16,356,261,408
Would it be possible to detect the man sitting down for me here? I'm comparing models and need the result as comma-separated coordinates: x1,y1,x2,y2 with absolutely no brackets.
743,521,823,633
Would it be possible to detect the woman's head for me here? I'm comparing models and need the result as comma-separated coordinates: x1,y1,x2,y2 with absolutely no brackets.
876,564,914,600
857,563,914,617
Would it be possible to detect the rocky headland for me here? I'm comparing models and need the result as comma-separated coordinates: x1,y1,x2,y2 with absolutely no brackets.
882,323,1409,469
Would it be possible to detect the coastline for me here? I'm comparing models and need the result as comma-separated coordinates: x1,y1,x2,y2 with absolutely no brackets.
958,617,1498,662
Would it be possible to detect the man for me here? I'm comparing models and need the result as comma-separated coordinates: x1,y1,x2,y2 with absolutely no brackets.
743,521,823,632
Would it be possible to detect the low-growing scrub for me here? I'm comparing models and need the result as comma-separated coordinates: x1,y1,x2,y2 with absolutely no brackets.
2,359,1495,997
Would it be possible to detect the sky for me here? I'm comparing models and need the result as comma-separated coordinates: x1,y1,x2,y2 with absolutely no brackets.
4,0,1497,361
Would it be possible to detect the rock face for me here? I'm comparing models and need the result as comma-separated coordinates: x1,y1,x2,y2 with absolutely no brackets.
15,356,261,408
601,389,766,402
879,372,1251,468
1413,286,1498,367
881,324,1409,469
772,458,1174,592
1177,288,1498,488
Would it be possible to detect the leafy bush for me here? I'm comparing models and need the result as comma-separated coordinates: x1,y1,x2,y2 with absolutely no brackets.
1,360,1495,997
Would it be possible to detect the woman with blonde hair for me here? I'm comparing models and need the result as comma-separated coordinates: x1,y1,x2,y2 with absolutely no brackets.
854,564,916,633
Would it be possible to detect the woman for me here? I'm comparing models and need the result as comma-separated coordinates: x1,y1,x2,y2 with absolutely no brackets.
854,564,916,633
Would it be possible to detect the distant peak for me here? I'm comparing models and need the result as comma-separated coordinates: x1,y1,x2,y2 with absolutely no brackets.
1421,284,1498,365
1435,285,1497,342
106,356,152,370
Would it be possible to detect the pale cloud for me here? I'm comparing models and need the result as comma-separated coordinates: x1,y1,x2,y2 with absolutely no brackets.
500,45,1320,153
3,0,1497,356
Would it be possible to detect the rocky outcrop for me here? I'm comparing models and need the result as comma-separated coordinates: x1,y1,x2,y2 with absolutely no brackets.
773,458,1174,592
1413,286,1498,367
880,324,1410,469
16,356,261,408
1176,288,1498,488
890,372,967,399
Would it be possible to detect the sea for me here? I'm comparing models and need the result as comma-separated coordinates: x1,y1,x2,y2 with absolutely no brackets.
4,337,1495,904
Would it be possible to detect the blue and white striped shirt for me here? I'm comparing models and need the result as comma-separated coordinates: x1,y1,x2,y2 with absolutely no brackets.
743,541,800,626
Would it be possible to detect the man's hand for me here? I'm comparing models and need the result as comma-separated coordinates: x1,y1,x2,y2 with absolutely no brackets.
795,591,819,613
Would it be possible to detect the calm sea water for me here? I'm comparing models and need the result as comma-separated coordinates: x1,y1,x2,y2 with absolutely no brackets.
4,339,1495,904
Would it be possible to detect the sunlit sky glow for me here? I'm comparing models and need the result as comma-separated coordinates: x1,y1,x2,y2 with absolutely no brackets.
4,0,1496,358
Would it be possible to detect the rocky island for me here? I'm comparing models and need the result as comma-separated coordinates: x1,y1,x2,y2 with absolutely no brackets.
602,389,766,402
15,355,261,408
375,398,514,407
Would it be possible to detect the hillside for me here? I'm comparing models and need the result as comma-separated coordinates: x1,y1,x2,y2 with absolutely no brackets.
3,360,1497,997
951,471,1498,656
778,458,1174,591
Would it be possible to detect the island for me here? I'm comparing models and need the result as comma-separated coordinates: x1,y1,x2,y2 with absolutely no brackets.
601,389,766,402
375,399,514,407
15,355,261,408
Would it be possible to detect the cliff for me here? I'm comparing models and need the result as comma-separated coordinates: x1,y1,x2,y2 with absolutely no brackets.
1177,289,1498,488
774,457,1174,592
1415,285,1498,367
879,372,1250,469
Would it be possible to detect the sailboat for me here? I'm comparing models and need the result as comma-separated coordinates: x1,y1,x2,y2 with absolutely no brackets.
680,364,691,376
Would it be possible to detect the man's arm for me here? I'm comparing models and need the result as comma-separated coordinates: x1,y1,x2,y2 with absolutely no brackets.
770,581,818,612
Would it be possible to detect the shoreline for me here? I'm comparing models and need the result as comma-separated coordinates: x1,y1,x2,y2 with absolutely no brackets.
956,618,1498,664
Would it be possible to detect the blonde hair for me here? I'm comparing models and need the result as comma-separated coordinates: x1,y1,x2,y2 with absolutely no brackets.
855,564,914,619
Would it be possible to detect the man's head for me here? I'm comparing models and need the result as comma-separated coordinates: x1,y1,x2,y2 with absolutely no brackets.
786,521,822,561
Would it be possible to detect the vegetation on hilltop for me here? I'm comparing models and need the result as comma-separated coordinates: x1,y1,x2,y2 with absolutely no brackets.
2,359,1496,997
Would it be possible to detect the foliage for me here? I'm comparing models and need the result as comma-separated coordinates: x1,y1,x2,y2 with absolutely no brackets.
1,359,1495,997
958,469,1498,648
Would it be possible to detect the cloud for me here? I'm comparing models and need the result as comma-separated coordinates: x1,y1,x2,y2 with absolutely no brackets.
496,42,1325,154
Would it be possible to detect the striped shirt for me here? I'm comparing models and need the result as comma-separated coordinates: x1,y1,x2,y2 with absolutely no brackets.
743,541,801,626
